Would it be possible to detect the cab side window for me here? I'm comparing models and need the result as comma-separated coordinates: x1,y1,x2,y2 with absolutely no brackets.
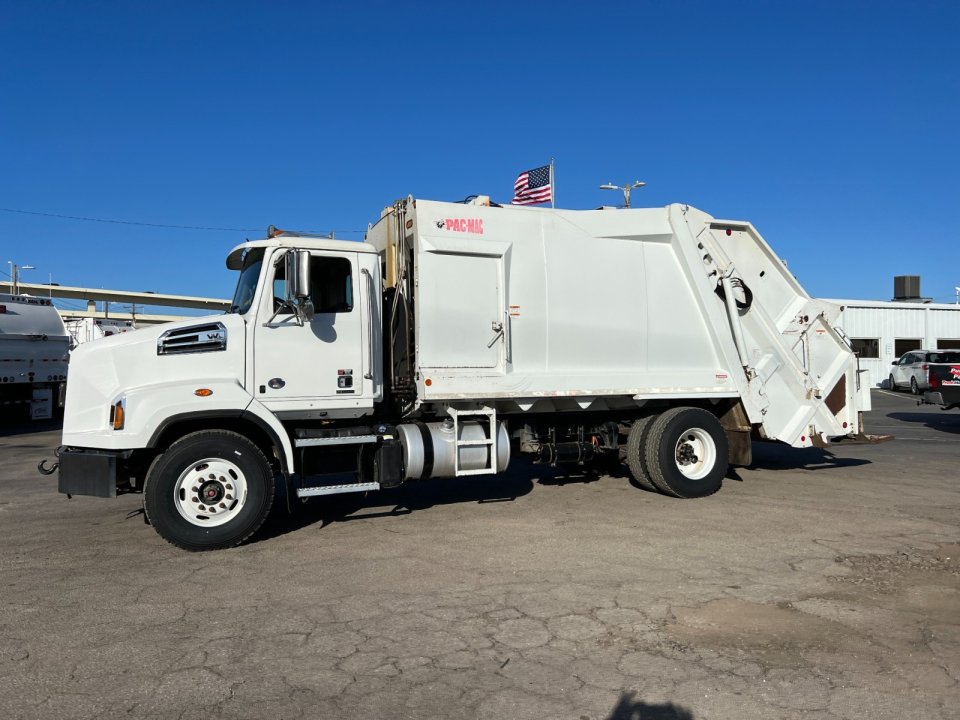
272,263,292,314
310,257,353,313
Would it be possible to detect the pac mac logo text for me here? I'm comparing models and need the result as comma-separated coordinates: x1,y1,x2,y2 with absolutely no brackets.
437,218,484,234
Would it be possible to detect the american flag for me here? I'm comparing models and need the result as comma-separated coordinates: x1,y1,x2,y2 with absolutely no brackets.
512,164,552,205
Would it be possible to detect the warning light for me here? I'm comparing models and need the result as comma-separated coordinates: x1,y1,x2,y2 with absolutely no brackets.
424,378,433,387
726,229,732,236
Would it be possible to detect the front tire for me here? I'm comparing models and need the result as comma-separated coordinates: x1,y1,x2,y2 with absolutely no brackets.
144,430,275,551
889,375,898,391
644,407,728,498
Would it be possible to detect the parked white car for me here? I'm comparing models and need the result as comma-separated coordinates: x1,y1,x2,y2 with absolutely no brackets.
889,349,960,393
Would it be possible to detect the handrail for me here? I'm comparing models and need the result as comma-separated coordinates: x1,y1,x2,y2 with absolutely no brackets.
361,269,374,380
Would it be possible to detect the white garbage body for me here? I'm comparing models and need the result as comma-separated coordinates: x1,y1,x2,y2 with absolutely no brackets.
367,200,868,448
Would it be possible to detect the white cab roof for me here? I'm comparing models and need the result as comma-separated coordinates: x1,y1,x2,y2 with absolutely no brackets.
226,237,377,270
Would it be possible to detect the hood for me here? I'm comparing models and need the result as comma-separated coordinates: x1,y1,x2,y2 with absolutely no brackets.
63,313,247,438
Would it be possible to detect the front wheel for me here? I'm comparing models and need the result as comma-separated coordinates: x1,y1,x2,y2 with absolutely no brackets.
644,407,728,498
889,375,898,391
144,430,275,551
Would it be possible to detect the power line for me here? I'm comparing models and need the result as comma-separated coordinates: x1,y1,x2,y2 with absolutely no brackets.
0,206,366,235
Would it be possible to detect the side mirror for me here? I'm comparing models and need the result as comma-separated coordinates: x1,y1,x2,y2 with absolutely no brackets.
891,361,898,366
279,250,315,325
285,250,311,302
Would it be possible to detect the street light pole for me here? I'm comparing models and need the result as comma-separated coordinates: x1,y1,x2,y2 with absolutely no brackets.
7,262,36,295
599,180,646,208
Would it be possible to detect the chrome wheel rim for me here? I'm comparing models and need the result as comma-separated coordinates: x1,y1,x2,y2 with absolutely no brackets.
674,428,717,480
173,458,248,527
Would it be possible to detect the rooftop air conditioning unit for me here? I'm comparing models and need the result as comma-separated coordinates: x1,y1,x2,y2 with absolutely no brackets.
893,275,921,300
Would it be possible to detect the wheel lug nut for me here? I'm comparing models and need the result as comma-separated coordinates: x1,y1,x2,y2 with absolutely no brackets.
226,484,233,490
191,498,199,503
226,494,233,500
198,505,206,511
219,503,226,508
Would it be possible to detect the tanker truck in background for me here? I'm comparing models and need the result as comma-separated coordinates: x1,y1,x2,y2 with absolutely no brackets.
1,294,69,421
50,196,872,550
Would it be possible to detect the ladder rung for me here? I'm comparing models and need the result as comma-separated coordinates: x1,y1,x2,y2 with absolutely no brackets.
450,406,497,477
297,482,380,498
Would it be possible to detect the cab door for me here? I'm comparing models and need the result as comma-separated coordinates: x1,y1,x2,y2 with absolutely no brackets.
252,249,380,418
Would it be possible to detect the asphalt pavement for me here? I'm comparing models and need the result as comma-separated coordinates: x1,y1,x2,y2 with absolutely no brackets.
0,389,957,719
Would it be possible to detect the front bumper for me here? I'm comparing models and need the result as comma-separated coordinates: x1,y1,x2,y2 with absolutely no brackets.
58,448,122,498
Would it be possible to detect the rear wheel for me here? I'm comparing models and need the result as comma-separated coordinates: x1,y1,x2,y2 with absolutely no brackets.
625,416,657,491
910,377,919,394
144,430,275,551
644,407,728,498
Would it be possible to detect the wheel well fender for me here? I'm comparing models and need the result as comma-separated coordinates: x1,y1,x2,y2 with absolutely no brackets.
147,408,292,474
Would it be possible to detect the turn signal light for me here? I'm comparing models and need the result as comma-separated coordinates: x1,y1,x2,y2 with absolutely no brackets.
110,403,125,430
194,388,213,397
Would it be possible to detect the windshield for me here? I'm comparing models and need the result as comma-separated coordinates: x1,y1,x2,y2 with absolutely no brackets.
228,248,265,314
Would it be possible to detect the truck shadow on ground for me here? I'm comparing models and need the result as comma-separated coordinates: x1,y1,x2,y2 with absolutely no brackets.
607,691,695,719
257,463,539,542
886,411,960,434
258,457,648,542
746,441,872,471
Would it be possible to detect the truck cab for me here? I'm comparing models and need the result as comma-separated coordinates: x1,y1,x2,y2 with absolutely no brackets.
226,237,383,419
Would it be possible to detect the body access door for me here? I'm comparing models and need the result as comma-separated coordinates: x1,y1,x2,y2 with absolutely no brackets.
252,248,382,419
417,251,506,371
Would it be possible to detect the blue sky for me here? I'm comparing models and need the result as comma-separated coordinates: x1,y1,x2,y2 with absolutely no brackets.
2,0,959,313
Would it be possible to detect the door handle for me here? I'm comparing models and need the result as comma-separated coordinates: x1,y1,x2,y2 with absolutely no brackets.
487,320,504,348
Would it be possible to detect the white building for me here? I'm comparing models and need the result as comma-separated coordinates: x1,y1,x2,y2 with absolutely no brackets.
826,299,960,387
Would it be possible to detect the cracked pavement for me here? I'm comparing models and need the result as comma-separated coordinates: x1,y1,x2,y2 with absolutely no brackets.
1,390,958,719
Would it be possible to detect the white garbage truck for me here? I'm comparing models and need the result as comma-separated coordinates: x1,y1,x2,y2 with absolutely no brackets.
50,196,872,550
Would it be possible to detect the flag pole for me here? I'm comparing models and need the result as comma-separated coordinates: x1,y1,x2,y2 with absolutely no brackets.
550,158,555,208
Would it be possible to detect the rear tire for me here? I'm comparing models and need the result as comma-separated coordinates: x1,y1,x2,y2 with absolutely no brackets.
644,407,728,499
625,416,657,492
144,430,275,551
910,377,919,395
